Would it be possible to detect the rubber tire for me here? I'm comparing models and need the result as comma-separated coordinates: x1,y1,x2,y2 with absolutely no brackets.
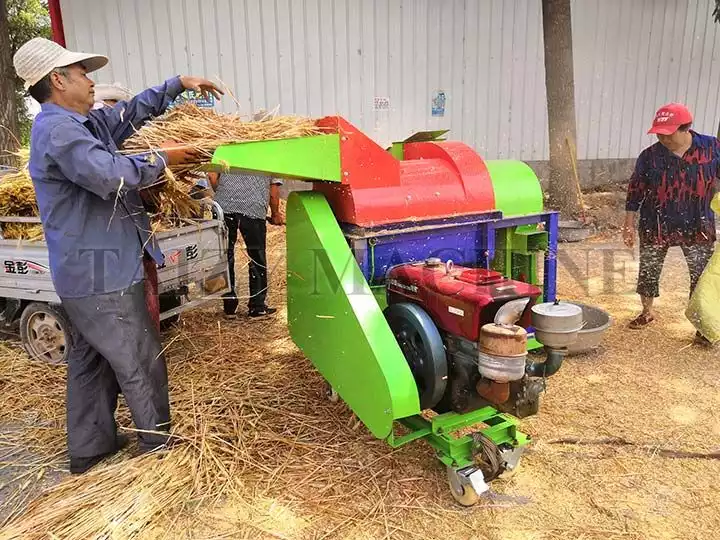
384,302,447,410
450,483,480,507
19,302,73,365
447,467,480,507
159,294,182,330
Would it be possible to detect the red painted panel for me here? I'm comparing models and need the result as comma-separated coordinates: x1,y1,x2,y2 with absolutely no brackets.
403,141,496,211
387,262,541,342
312,116,497,226
316,116,400,189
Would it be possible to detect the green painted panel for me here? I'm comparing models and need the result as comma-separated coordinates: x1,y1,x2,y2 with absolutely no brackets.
486,160,544,217
210,134,342,182
286,191,421,439
370,286,388,310
389,143,404,160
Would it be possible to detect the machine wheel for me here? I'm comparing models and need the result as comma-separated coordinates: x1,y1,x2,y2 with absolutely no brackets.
447,466,480,507
20,302,72,365
384,303,447,410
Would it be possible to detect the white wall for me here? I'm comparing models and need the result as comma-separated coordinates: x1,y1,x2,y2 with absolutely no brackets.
573,0,720,160
60,0,720,161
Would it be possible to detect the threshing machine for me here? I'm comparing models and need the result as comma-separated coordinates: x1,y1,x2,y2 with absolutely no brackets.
211,117,584,505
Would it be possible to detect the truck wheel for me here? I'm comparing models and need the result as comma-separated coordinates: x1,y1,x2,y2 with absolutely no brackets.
20,303,72,365
159,294,182,330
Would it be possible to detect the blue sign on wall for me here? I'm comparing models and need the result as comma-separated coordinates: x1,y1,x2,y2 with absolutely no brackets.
431,90,446,117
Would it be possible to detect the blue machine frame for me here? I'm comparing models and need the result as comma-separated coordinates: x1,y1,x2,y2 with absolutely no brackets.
343,210,559,304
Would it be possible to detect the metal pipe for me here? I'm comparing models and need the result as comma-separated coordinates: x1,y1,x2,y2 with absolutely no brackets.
525,348,566,378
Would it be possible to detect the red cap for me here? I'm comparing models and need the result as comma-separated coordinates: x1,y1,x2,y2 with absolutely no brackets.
647,103,693,135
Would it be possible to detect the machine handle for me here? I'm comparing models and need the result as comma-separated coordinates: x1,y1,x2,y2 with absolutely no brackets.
208,200,225,223
195,197,225,223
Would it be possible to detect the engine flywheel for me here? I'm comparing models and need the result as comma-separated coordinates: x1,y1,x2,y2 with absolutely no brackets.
384,302,447,410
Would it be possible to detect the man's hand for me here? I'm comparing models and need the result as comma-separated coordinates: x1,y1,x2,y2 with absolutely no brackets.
179,76,224,101
159,141,201,166
269,212,285,226
268,183,283,225
138,185,161,212
623,212,636,248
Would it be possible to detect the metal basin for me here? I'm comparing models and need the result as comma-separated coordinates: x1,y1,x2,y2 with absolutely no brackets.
565,303,611,356
531,301,583,349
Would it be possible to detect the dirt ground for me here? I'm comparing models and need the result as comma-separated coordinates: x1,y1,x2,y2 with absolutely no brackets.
0,188,718,539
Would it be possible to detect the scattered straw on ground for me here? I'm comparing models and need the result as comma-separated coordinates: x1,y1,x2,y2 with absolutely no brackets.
0,225,719,539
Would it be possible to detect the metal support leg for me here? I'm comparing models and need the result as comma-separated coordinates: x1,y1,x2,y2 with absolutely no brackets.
484,224,496,268
544,213,559,302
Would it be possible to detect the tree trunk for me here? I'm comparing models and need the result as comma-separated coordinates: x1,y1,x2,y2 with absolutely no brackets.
542,0,582,219
0,0,20,166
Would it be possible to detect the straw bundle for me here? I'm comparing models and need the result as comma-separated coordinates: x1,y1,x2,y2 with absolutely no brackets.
0,149,203,241
121,103,323,169
0,224,43,241
0,149,41,240
0,106,321,241
141,169,203,232
119,103,323,233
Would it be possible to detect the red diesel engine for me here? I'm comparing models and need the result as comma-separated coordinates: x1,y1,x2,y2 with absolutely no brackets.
385,258,549,418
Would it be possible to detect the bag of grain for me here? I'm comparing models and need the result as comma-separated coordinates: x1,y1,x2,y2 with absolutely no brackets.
685,193,720,344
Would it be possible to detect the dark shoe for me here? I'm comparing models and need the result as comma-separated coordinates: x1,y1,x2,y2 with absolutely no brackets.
69,434,130,474
222,292,239,317
628,313,654,329
249,306,277,318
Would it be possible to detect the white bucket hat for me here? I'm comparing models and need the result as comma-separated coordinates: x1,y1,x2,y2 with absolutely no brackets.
13,37,108,90
94,83,133,103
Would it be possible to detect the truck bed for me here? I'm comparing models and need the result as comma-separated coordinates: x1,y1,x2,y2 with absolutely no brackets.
0,204,229,320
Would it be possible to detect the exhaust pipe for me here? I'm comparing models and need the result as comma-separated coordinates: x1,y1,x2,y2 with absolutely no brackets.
525,348,566,378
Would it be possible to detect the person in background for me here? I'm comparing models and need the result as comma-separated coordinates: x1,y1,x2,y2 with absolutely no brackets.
623,103,718,345
207,135,284,318
14,36,223,473
93,82,133,108
189,175,213,202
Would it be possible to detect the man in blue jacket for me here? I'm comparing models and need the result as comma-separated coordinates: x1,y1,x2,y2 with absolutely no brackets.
13,37,223,473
